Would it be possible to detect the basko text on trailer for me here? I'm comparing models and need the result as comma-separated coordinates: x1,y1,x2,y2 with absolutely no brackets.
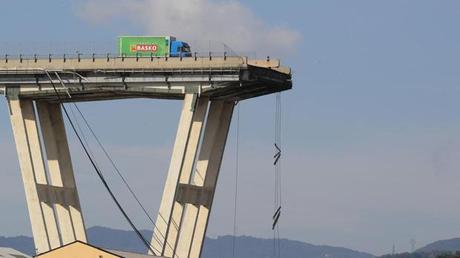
118,36,192,57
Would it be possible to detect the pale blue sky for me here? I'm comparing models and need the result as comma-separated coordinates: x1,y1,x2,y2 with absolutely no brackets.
2,0,460,255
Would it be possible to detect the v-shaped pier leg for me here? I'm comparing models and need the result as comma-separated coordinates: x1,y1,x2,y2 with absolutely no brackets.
36,102,87,245
7,94,86,255
151,94,234,258
8,97,61,254
177,101,234,258
151,94,208,256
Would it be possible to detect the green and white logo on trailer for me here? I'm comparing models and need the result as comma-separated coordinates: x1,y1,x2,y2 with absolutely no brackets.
118,36,173,57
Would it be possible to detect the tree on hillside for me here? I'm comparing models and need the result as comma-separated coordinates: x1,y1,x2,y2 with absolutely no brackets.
436,251,460,258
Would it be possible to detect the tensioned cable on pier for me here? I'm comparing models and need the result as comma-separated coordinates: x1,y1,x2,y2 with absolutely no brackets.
43,70,160,256
71,104,179,251
49,70,182,257
232,102,241,258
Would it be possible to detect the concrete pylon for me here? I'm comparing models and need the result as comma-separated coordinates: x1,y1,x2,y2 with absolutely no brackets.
36,102,87,244
150,94,234,258
7,95,86,255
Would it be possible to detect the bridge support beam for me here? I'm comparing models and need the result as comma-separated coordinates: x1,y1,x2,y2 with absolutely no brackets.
7,95,86,255
151,95,234,258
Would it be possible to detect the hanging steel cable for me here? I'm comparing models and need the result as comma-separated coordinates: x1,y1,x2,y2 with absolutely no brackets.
43,70,160,256
70,104,179,250
232,102,241,258
273,92,283,258
47,70,181,257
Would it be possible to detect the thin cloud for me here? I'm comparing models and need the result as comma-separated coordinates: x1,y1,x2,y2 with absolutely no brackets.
76,0,302,55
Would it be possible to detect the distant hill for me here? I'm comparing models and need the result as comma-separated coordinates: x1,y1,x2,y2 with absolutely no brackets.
0,247,30,258
204,235,374,258
417,238,460,253
87,226,152,254
0,226,375,258
378,252,434,258
0,236,34,256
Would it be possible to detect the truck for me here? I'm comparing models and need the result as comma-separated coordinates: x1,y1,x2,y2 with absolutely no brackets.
118,36,192,58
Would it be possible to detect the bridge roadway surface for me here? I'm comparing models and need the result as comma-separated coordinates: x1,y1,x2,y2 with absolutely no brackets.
0,56,292,101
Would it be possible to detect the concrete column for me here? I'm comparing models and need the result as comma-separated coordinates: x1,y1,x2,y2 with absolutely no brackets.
151,94,200,255
176,101,234,258
7,98,60,254
151,98,234,258
163,97,209,258
36,102,87,244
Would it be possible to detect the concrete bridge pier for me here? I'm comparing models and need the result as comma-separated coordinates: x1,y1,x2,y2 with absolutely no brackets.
7,92,86,255
151,94,234,258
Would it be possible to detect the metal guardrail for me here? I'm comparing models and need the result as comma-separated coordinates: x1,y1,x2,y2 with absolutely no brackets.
0,51,242,63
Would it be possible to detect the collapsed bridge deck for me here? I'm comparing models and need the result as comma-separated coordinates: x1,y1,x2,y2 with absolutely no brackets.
0,56,291,102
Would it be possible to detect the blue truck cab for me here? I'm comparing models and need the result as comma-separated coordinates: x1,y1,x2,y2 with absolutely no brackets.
170,39,192,57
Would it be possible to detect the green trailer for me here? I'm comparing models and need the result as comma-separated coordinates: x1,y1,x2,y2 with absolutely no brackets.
118,36,192,57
